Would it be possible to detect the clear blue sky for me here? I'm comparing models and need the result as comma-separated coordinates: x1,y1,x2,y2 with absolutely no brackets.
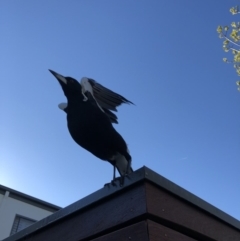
1,1,239,220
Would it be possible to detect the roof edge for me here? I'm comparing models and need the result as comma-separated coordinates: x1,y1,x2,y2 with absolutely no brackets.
0,185,61,211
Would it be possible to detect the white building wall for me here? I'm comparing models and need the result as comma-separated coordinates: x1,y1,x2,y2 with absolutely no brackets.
0,194,3,204
0,192,54,240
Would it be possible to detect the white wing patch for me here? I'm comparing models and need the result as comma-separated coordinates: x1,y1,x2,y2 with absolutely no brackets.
81,77,105,113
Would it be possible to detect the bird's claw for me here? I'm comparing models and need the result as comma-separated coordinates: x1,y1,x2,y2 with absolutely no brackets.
104,174,130,188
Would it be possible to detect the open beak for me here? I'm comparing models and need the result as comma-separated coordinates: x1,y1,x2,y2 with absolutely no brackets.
49,69,67,84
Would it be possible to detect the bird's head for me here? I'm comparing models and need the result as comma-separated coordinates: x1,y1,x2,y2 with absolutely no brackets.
49,69,84,101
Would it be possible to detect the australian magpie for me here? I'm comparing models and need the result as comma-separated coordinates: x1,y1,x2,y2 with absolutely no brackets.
49,69,133,182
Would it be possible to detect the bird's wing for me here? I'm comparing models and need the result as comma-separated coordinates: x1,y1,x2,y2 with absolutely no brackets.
84,91,120,124
81,78,133,112
102,107,118,124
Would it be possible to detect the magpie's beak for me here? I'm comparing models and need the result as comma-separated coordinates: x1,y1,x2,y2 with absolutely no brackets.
49,69,67,85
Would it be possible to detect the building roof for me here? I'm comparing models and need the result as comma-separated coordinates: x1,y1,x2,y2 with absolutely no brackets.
0,184,61,212
2,166,240,241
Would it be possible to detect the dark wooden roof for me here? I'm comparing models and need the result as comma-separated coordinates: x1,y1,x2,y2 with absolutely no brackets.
3,166,240,241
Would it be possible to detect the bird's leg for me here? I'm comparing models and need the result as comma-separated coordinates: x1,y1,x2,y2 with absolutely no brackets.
108,165,118,187
120,175,125,186
113,165,116,180
119,159,132,186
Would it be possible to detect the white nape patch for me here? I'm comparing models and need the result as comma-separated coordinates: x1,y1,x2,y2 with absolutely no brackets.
56,74,67,84
58,103,67,110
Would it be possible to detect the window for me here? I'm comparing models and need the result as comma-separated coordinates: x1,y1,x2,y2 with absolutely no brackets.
10,215,36,235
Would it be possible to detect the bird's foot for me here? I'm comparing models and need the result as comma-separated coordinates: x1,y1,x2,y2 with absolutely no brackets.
104,179,118,188
104,174,132,188
114,174,132,186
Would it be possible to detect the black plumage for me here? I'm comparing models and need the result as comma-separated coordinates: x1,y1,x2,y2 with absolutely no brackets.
49,70,133,181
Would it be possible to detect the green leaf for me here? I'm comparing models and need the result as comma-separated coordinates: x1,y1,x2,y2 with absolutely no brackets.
223,47,229,52
230,6,239,15
236,81,240,86
234,53,240,61
231,22,237,28
224,26,229,31
217,26,222,33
